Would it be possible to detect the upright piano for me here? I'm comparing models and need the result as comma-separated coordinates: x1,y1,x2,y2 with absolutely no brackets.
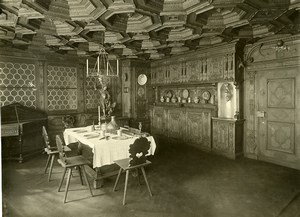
1,103,48,163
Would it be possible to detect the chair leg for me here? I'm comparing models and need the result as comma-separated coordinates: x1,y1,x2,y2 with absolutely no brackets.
44,155,51,174
113,168,122,192
123,170,129,206
77,166,84,185
137,169,141,187
64,168,72,203
81,165,93,197
58,167,67,192
141,167,152,197
48,154,55,182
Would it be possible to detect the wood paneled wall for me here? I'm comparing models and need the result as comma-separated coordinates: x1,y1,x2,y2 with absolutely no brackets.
151,105,217,151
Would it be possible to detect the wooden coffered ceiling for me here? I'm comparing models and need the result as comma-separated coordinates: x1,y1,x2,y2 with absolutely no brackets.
0,0,299,59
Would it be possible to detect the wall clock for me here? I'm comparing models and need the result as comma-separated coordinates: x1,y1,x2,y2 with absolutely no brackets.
137,74,147,85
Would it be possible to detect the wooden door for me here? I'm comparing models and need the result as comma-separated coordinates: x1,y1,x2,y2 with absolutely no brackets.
257,69,300,169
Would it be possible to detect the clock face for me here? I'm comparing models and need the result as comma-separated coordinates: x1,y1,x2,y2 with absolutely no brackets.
137,74,147,85
137,87,145,97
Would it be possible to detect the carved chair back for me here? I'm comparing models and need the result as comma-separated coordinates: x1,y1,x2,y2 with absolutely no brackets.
42,126,51,149
128,137,151,167
55,135,67,164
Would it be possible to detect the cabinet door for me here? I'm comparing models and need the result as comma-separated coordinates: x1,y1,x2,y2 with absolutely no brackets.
202,110,212,149
212,120,229,152
186,110,211,151
186,111,203,147
152,107,165,135
167,109,185,139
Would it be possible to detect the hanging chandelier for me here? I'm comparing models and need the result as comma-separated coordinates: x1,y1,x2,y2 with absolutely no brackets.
86,46,119,85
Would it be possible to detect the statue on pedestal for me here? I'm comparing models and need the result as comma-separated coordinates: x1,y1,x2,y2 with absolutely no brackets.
98,78,116,118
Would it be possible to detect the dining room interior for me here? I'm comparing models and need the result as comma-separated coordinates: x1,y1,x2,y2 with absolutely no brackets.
1,0,300,217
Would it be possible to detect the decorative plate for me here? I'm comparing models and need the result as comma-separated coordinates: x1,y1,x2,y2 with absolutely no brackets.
182,89,189,99
202,91,211,101
137,74,147,85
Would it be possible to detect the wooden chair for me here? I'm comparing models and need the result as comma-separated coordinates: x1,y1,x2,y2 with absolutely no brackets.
113,137,153,205
55,135,93,203
42,126,71,182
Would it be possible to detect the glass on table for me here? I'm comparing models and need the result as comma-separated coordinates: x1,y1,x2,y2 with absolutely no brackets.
138,122,142,133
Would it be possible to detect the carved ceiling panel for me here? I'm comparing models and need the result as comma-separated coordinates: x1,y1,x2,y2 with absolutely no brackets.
0,0,298,59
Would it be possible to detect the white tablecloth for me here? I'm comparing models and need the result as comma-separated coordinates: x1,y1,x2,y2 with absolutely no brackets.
63,127,156,168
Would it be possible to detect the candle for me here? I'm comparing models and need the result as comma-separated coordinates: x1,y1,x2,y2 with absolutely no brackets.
106,61,109,75
97,56,100,74
86,58,89,77
98,105,101,125
117,59,119,76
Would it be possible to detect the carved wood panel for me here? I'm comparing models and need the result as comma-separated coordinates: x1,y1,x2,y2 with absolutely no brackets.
212,119,240,159
152,106,165,135
202,111,212,149
267,122,294,154
150,44,239,85
167,109,185,139
212,120,230,152
267,78,294,108
186,111,203,145
186,110,212,150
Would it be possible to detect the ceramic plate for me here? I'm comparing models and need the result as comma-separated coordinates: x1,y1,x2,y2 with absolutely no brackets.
112,135,129,140
202,91,211,100
137,74,147,85
84,133,98,137
72,129,87,133
182,89,189,99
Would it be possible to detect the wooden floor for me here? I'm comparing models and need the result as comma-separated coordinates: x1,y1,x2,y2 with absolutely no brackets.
2,141,300,217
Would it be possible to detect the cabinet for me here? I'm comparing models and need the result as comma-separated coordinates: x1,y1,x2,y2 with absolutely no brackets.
212,118,244,159
186,110,212,151
149,42,245,159
150,104,217,151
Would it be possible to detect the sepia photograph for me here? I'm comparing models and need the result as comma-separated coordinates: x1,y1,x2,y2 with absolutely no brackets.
1,0,299,217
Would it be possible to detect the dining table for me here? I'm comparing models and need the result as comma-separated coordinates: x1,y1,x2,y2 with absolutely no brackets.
63,126,157,188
